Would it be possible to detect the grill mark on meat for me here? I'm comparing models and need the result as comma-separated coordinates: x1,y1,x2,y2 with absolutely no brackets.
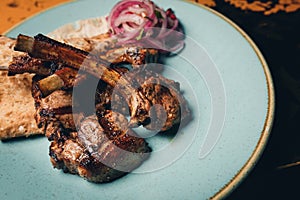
30,72,151,182
8,55,53,76
32,34,111,67
14,35,164,125
102,46,159,67
52,34,159,67
31,77,80,135
95,70,129,116
26,37,189,131
34,33,90,60
49,115,150,182
9,33,191,182
14,34,148,126
39,106,73,116
37,68,87,96
8,54,76,78
116,67,190,131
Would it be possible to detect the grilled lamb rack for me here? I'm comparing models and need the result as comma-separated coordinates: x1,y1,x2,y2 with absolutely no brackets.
14,33,187,131
8,35,159,96
56,35,160,67
8,54,85,96
49,113,151,183
31,75,151,182
31,76,76,137
8,55,54,76
4,33,190,182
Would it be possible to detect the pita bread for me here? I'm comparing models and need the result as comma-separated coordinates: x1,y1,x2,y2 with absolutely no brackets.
0,16,109,139
0,36,42,139
48,16,109,41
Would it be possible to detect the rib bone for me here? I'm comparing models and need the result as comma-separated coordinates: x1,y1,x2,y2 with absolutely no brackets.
14,34,185,131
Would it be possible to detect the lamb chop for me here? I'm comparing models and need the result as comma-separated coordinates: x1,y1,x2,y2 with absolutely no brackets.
31,75,151,182
31,75,76,137
55,34,160,67
7,33,190,182
8,35,159,97
49,112,150,183
29,61,153,181
14,33,188,131
94,65,190,131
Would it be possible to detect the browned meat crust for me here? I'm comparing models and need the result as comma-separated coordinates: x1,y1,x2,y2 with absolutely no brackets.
8,55,53,76
14,34,187,131
49,114,151,183
31,74,151,182
7,33,190,183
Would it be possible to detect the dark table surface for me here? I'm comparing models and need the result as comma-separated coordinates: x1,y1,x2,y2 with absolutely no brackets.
203,1,300,199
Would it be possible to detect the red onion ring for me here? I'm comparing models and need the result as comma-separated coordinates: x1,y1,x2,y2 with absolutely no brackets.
107,0,184,53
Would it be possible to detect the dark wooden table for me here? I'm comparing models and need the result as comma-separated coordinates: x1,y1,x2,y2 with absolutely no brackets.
207,1,300,199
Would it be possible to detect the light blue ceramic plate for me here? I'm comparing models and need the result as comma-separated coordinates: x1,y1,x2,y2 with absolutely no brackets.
1,0,274,199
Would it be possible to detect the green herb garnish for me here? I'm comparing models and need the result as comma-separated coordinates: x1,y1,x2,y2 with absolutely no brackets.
136,29,144,40
155,10,163,19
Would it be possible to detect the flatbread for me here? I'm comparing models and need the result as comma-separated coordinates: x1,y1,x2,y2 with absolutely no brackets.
48,16,109,41
0,36,42,139
0,16,109,139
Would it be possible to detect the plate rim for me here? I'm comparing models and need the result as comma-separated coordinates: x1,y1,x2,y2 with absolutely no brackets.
182,2,275,199
3,0,275,199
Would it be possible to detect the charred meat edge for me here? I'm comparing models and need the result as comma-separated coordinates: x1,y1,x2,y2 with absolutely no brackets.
14,34,184,131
